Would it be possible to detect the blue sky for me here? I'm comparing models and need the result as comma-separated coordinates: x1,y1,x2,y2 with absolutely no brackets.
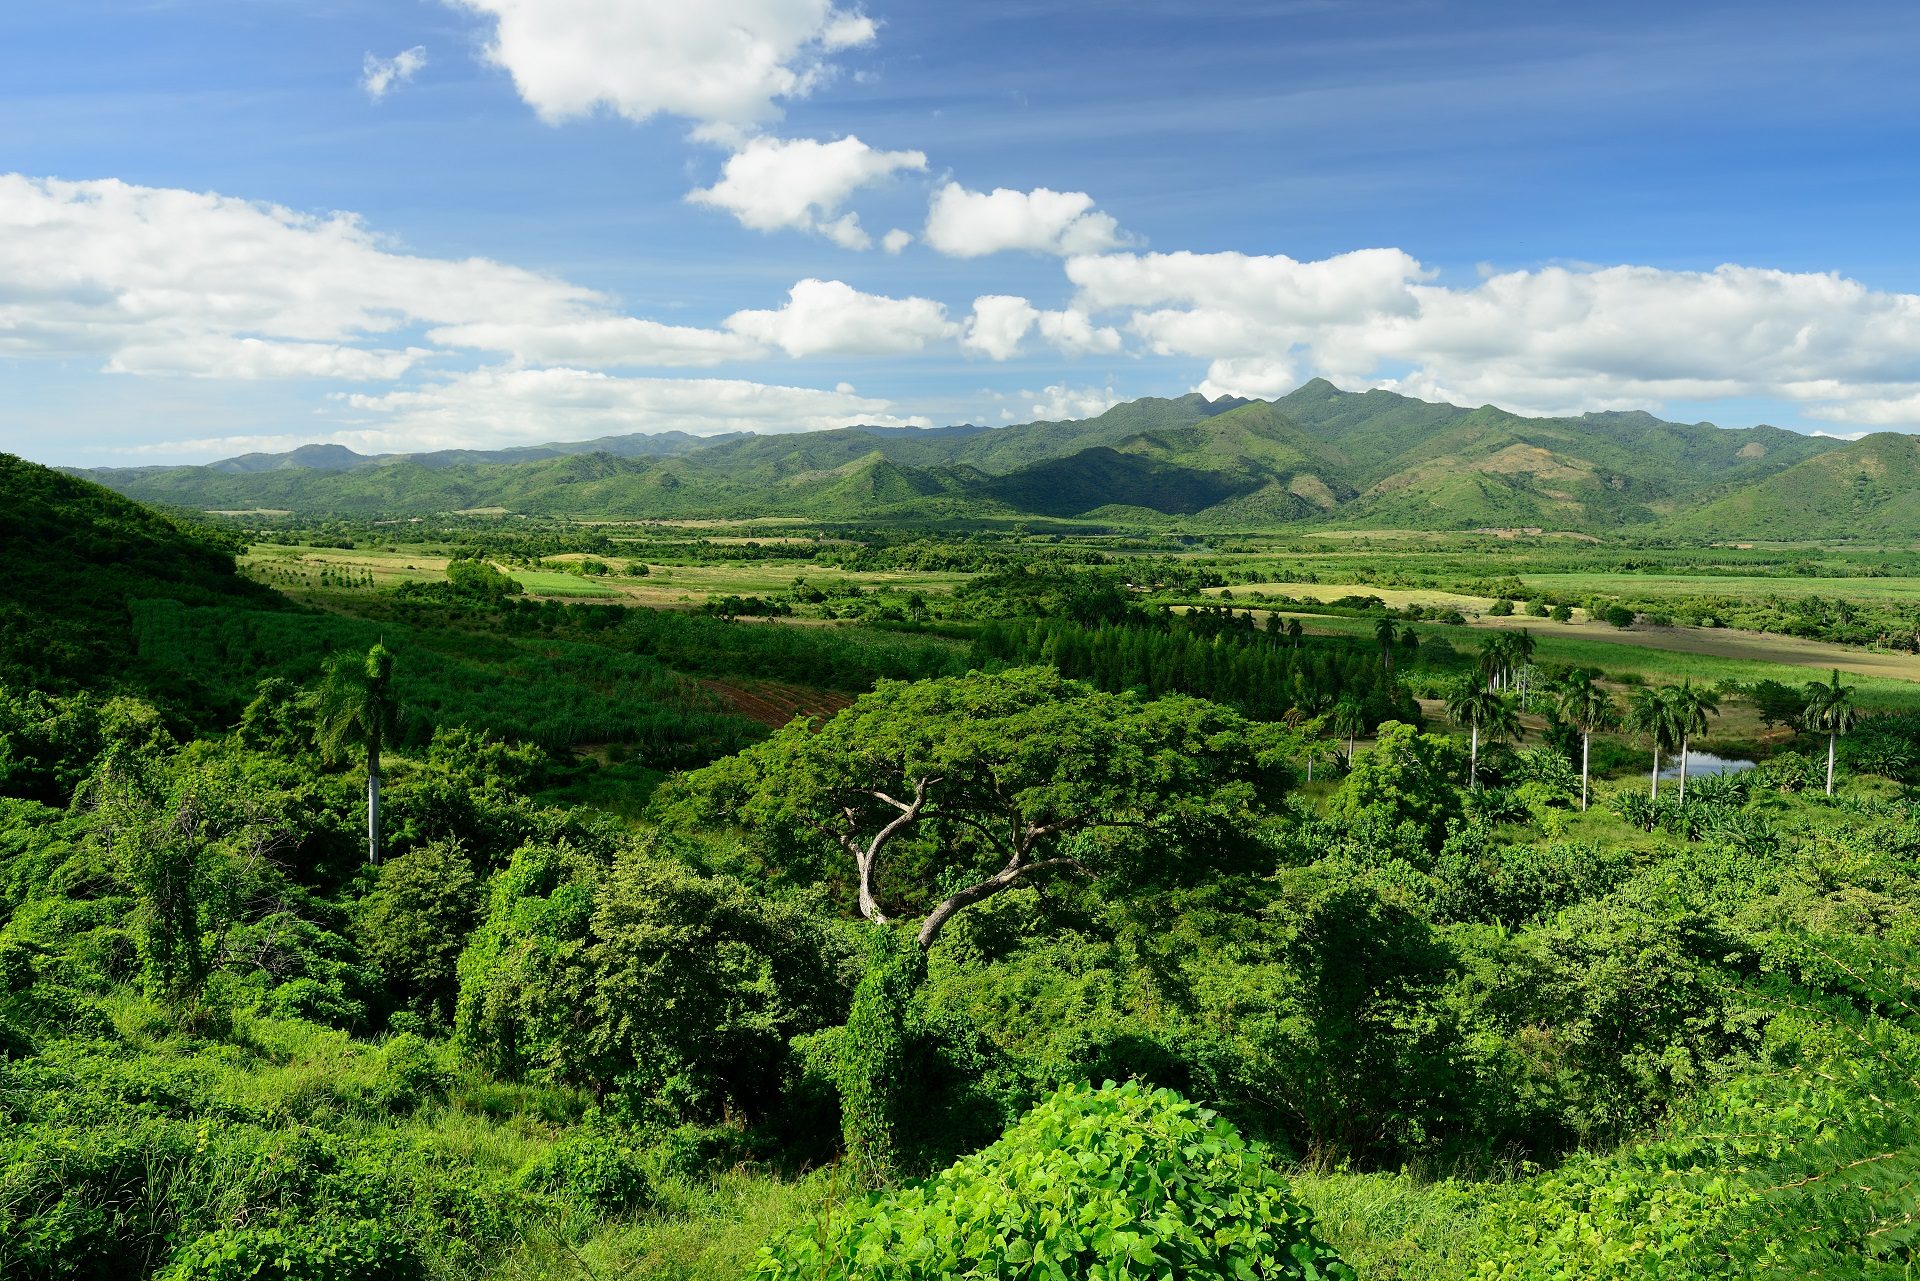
6,0,1920,464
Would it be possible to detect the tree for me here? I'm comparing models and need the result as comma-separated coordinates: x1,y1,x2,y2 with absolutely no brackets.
1625,686,1679,799
662,667,1287,951
1555,670,1618,811
1330,698,1367,765
1445,678,1517,788
354,838,479,1024
315,643,399,865
1373,617,1398,672
1477,635,1514,692
1801,668,1860,796
1667,680,1722,803
1508,631,1539,705
1286,618,1304,650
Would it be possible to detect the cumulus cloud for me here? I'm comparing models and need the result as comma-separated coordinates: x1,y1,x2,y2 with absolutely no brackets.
447,0,877,129
1065,248,1920,424
1019,383,1124,422
881,228,913,254
362,46,428,100
689,134,926,248
724,278,957,357
962,295,1121,360
337,366,927,450
924,182,1129,258
0,174,773,378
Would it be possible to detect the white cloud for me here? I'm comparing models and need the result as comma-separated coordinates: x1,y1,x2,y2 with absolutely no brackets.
107,337,427,381
881,228,912,254
362,46,428,101
337,366,927,450
924,182,1128,258
447,0,877,129
963,296,1038,360
689,134,926,248
1065,249,1920,421
1020,383,1123,422
0,174,779,379
426,317,762,367
724,278,957,357
961,295,1122,360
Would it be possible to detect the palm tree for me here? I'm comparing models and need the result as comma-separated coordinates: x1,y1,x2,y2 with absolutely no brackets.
315,643,399,864
1373,617,1398,672
1509,630,1539,707
1668,679,1722,803
1331,698,1367,765
1625,686,1679,800
1801,668,1859,796
1476,635,1507,692
1555,669,1618,812
1285,618,1303,650
1446,677,1517,789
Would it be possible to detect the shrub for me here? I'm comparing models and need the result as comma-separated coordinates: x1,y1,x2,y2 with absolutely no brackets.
158,1222,422,1281
517,1111,655,1214
754,1081,1354,1281
372,1032,452,1114
354,838,479,1022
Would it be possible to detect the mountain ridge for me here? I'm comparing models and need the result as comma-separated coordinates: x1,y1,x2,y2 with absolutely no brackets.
71,382,1871,535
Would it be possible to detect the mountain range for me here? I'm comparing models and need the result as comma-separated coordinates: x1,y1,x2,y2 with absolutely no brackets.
68,380,1918,537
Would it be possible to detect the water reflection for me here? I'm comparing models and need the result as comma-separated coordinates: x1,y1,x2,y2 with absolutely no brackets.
1660,751,1755,781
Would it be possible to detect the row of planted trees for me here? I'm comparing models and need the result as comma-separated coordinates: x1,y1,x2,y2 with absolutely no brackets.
1437,630,1863,805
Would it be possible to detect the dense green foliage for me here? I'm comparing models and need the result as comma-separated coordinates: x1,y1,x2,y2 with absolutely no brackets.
8,449,1920,1280
756,1082,1354,1280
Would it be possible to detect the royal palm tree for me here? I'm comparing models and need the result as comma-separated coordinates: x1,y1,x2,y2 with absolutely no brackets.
1801,668,1859,796
1555,669,1618,811
1447,677,1517,789
1668,679,1722,803
1625,685,1680,800
1374,616,1398,672
1331,698,1367,765
1285,618,1304,650
1477,635,1514,692
1509,630,1539,707
315,643,399,864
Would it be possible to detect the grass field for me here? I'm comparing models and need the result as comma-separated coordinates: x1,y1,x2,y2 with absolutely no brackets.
243,544,976,606
1265,609,1920,710
1515,571,1920,604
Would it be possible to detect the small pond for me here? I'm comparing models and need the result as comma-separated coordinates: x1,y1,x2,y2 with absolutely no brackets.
1659,751,1756,781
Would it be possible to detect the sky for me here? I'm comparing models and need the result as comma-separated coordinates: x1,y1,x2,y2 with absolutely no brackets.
6,0,1920,466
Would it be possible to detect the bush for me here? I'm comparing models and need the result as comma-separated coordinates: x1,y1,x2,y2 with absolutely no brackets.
516,1111,655,1214
158,1222,422,1281
755,1081,1353,1281
372,1032,452,1114
354,839,479,1023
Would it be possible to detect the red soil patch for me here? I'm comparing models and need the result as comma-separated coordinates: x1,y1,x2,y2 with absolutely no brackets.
701,678,855,728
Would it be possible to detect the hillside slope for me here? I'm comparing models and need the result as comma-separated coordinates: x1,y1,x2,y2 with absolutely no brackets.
1666,433,1920,539
0,453,273,689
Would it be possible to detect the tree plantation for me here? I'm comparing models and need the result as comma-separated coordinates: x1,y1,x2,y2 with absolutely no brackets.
3,453,1919,1280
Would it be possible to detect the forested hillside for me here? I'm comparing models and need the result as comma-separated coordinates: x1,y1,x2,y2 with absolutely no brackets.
74,381,1862,533
4,457,1919,1280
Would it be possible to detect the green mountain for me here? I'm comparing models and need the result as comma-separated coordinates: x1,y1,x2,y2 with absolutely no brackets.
1666,432,1920,539
0,453,272,689
72,381,1868,534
